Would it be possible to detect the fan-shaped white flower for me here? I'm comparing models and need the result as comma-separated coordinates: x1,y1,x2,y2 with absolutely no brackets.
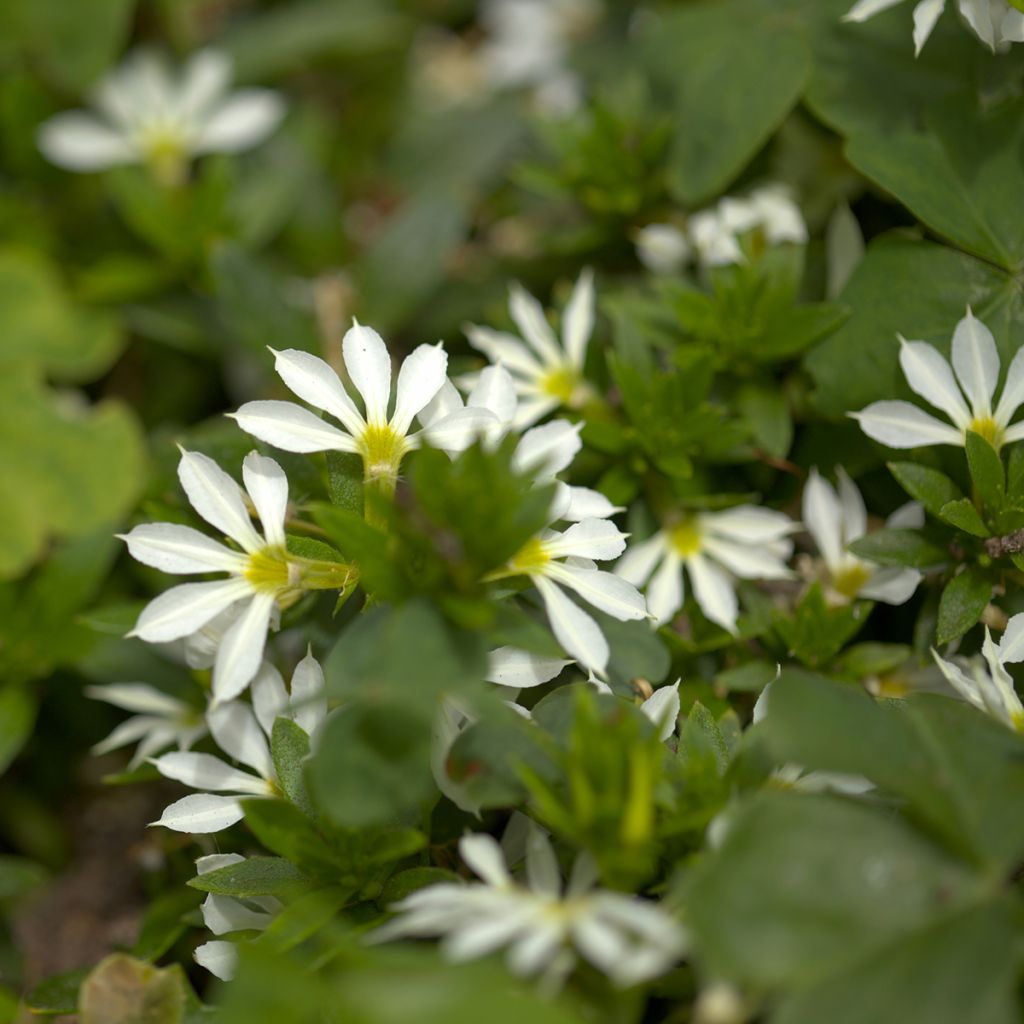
465,270,596,429
151,653,326,833
121,450,353,704
852,309,1024,451
843,0,1023,55
932,616,1024,730
370,827,685,989
232,324,495,489
86,683,206,770
37,49,284,184
193,853,280,981
634,224,691,274
802,467,923,606
617,506,796,634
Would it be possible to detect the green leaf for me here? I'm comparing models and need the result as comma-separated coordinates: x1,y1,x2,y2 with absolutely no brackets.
188,857,310,898
27,968,90,1015
0,685,35,776
965,431,1005,514
270,718,313,813
847,529,947,569
132,888,202,963
937,498,990,538
888,462,963,517
240,800,338,877
936,567,992,645
326,451,364,515
379,867,461,906
1006,443,1024,502
773,585,867,668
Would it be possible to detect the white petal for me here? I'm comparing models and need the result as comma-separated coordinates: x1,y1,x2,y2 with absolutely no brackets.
194,940,239,981
343,322,392,426
508,283,564,366
957,0,996,48
85,683,186,716
208,701,274,779
193,89,285,153
392,344,448,435
443,914,532,963
468,364,518,429
572,914,630,977
177,49,232,119
459,833,512,886
525,826,561,899
197,852,245,875
230,401,357,454
686,553,739,634
931,650,986,712
212,592,277,705
178,449,264,552
92,715,161,756
152,751,266,794
1003,8,1024,41
851,401,964,448
998,613,1024,664
701,536,792,580
886,501,926,529
242,453,289,548
545,520,628,562
270,348,364,436
156,793,245,833
290,651,327,735
130,579,251,643
120,522,244,575
641,681,681,741
803,468,844,570
912,0,946,53
635,223,691,273
506,921,566,977
899,339,970,427
487,647,571,688
251,662,289,738
702,506,796,543
419,379,464,428
616,535,667,587
561,268,595,371
513,420,582,480
534,576,609,673
464,326,544,379
857,566,921,604
418,407,497,453
560,486,621,522
951,309,999,418
647,551,684,626
202,893,274,936
836,467,868,544
512,395,561,430
37,112,135,171
842,0,906,19
546,564,647,621
995,346,1024,428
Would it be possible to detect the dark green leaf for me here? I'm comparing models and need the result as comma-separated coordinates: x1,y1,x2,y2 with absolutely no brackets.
937,567,992,645
848,529,947,569
188,857,310,898
938,499,990,538
965,431,1005,514
888,462,963,517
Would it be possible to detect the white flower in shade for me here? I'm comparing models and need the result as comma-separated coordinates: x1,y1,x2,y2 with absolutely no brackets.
842,0,1023,55
37,49,284,184
193,853,279,981
151,654,326,833
634,223,691,274
590,677,682,742
370,827,685,989
122,450,352,705
465,270,596,429
802,467,923,607
852,309,1024,451
932,616,1024,730
86,684,206,770
232,324,495,488
616,507,797,634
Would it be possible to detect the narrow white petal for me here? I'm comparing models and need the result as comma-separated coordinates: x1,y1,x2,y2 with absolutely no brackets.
251,662,289,738
443,915,532,963
208,701,274,779
951,309,999,418
231,401,357,454
534,576,609,673
212,592,277,705
647,551,684,626
513,420,582,480
464,326,544,379
290,651,327,735
270,348,365,436
931,650,986,712
842,0,907,20
85,683,187,716
486,647,571,688
177,49,232,119
545,520,628,562
803,468,844,570
241,453,289,548
152,751,266,794
836,467,868,544
686,553,739,634
995,347,1024,427
468,364,518,429
546,564,647,622
899,339,970,427
459,833,512,886
178,449,264,552
1003,8,1024,42
202,892,274,936
130,580,251,643
912,0,946,53
886,501,926,529
194,940,239,981
156,794,244,834
702,506,796,543
560,486,621,522
616,535,667,587
92,716,160,756
957,0,996,48
998,613,1024,664
392,344,448,435
418,407,498,453
641,681,681,741
193,89,285,153
561,268,595,371
419,379,464,428
37,112,135,171
120,522,244,575
525,826,561,898
851,401,964,448
508,283,564,366
572,914,630,977
343,322,392,426
701,536,792,580
512,395,562,430
507,921,566,977
857,566,921,604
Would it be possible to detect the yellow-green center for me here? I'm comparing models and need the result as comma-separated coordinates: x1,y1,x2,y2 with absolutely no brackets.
359,424,406,481
509,537,552,574
244,546,294,595
832,561,872,600
669,519,703,557
141,130,187,187
541,365,580,404
968,415,1003,449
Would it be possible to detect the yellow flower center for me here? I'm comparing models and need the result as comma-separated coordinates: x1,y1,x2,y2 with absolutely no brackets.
358,424,407,482
244,546,296,595
669,519,703,557
509,537,552,574
1011,709,1024,733
968,416,1003,449
141,130,188,187
832,561,872,600
541,365,581,404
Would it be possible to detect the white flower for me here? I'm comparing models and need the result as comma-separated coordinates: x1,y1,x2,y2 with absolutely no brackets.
151,653,326,833
192,853,280,981
617,506,796,634
634,224,691,274
842,0,1024,55
932,616,1024,730
232,323,494,487
802,467,922,606
852,308,1024,451
86,683,206,770
370,827,685,989
122,449,351,704
37,49,284,183
591,677,682,742
465,270,596,429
